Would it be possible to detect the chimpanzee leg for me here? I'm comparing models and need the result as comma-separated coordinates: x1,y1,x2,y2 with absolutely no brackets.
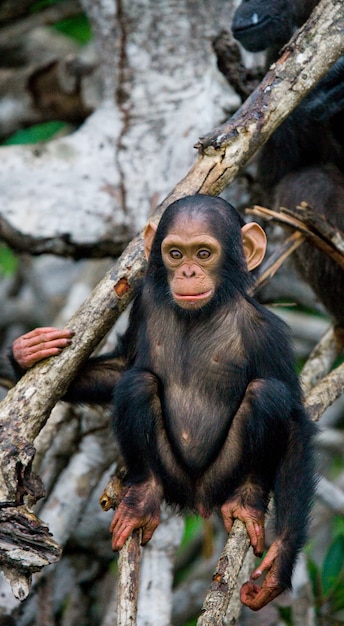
112,367,188,485
195,377,316,611
197,378,292,556
240,410,317,611
110,367,188,550
267,410,317,587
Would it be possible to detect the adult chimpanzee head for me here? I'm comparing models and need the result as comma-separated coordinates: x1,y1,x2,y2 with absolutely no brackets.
144,194,266,312
232,0,318,53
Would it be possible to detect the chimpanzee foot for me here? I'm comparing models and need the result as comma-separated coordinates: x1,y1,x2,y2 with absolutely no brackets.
240,540,285,610
221,498,265,557
109,479,162,550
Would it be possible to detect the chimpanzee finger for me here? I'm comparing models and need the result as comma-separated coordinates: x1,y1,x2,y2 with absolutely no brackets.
245,519,265,557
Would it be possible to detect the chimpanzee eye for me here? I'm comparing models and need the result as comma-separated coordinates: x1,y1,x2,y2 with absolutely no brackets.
197,249,211,260
169,249,182,260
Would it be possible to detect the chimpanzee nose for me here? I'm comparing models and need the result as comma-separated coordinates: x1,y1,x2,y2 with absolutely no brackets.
182,266,196,277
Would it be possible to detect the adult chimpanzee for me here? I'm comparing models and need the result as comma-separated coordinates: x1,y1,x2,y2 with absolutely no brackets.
9,195,316,611
231,0,344,328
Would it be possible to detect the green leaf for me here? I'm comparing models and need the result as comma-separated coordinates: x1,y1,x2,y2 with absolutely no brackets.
278,606,292,625
322,535,344,597
31,0,64,11
0,244,18,276
333,515,344,537
332,585,344,612
179,515,203,550
3,121,66,146
53,15,92,45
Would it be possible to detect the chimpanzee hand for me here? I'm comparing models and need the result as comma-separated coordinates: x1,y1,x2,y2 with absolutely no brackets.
109,479,162,551
12,327,75,369
221,497,265,557
240,540,285,610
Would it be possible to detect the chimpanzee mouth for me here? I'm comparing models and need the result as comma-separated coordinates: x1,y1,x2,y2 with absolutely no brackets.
175,290,213,302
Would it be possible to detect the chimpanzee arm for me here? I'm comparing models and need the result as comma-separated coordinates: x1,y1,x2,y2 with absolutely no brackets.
5,297,142,403
10,327,75,372
6,342,125,405
6,328,126,405
272,411,317,586
62,353,125,404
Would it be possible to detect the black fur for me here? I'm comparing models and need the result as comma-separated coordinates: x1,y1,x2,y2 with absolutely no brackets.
232,0,318,59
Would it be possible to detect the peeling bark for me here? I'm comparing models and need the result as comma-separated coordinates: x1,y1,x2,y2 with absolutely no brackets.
0,507,61,601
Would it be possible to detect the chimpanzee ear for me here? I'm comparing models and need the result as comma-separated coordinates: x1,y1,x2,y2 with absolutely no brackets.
143,222,158,260
241,222,267,270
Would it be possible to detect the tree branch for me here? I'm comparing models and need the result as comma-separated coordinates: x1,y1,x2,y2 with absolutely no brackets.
0,212,128,259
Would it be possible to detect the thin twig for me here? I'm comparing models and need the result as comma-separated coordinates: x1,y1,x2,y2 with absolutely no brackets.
117,530,142,626
252,230,305,292
99,471,142,625
286,202,344,254
248,204,344,269
197,521,251,626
